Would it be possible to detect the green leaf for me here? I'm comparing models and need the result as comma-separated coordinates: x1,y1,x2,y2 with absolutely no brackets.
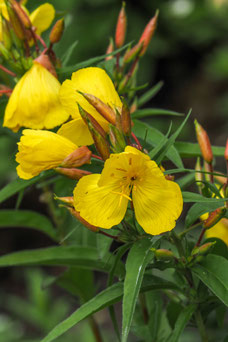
174,142,225,158
137,81,164,107
122,238,154,342
166,304,196,342
176,173,195,190
154,109,191,166
185,202,226,228
182,191,227,203
133,120,183,168
40,269,180,342
131,108,183,119
0,210,57,240
0,171,55,204
61,40,78,66
58,43,131,75
40,282,124,342
0,246,124,277
149,122,172,160
192,254,228,306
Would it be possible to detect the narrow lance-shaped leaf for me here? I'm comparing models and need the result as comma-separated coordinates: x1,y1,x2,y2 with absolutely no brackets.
0,210,57,240
192,254,228,307
0,246,125,277
133,120,183,168
131,108,183,119
137,81,164,107
166,304,197,342
122,238,154,342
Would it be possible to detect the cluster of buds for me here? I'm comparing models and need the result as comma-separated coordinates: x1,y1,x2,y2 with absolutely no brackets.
76,91,137,161
194,120,228,246
106,2,158,96
0,0,64,85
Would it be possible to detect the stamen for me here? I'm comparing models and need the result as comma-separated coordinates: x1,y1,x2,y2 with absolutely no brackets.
129,158,132,165
116,168,127,172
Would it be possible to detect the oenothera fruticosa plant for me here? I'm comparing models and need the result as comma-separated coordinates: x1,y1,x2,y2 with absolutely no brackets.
0,2,228,342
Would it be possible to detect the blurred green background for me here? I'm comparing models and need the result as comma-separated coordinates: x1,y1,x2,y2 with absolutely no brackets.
1,0,228,341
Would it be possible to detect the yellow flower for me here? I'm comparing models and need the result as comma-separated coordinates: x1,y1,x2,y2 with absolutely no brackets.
16,129,91,180
73,146,183,235
29,3,55,36
58,67,122,146
201,213,228,246
3,61,69,132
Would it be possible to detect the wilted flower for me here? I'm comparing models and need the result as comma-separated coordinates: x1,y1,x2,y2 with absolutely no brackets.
16,129,91,179
3,60,69,132
73,146,183,235
58,67,122,145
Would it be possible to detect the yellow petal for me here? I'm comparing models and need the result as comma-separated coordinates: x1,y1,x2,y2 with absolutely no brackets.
204,216,228,246
16,129,78,179
3,62,69,132
30,3,55,36
74,174,128,229
59,67,122,129
133,166,183,235
57,118,94,146
0,1,9,20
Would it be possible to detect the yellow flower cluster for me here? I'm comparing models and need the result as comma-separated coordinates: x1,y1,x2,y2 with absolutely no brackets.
7,64,183,236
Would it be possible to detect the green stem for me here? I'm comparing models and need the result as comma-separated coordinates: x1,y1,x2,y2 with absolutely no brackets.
171,231,185,257
194,309,208,342
179,221,202,238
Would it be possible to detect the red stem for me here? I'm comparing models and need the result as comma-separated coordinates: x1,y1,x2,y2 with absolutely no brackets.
92,153,103,161
196,228,206,247
35,33,47,48
131,132,142,150
0,65,17,77
99,230,119,241
0,89,12,94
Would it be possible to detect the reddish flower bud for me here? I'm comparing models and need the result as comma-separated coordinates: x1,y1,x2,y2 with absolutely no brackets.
6,0,26,40
54,195,74,207
194,120,213,164
225,138,228,161
11,0,31,29
115,2,127,48
109,124,126,153
67,207,99,232
151,248,175,260
191,242,216,256
78,104,110,160
61,146,92,168
78,91,116,125
138,10,159,57
55,167,91,180
49,18,64,44
105,38,114,60
123,42,143,64
35,55,57,78
203,207,226,229
121,99,131,136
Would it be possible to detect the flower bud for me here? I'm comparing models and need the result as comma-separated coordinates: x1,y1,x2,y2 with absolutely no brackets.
49,18,64,44
109,124,126,152
203,207,226,229
55,167,91,180
0,42,12,59
191,242,216,256
123,42,143,64
151,248,175,260
67,206,99,232
11,0,31,29
78,91,116,125
194,120,213,164
2,19,12,50
5,0,25,40
61,146,92,168
121,98,131,136
105,38,114,60
225,138,228,161
138,10,159,57
115,2,127,48
54,195,74,207
35,54,57,78
78,104,110,160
